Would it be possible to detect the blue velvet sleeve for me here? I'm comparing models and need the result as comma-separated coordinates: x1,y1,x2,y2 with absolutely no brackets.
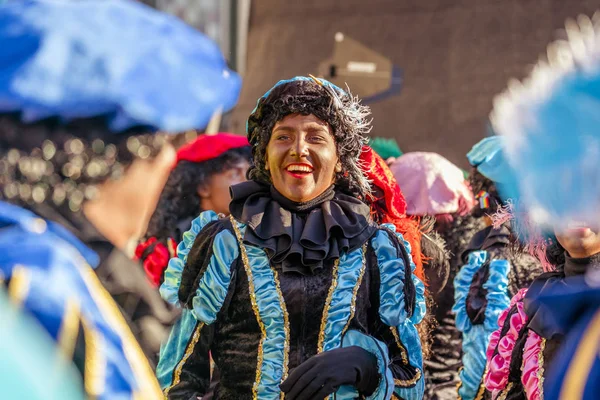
367,225,427,400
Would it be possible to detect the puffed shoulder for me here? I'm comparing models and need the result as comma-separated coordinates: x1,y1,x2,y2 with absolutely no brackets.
160,211,236,310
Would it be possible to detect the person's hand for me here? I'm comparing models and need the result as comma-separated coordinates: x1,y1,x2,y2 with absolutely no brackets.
280,346,378,400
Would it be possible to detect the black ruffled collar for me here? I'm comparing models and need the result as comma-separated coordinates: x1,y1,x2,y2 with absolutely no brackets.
229,181,377,275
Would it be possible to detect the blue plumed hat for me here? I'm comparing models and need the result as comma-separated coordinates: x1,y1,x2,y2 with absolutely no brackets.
490,13,600,229
0,0,241,133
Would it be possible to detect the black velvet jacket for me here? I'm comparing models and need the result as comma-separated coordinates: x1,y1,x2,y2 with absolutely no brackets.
159,186,426,400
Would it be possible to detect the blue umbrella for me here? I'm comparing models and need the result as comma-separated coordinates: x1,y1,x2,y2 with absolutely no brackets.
0,0,241,132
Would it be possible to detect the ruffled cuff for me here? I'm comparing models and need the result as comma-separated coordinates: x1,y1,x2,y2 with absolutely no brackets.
335,330,394,400
394,319,425,400
160,210,218,305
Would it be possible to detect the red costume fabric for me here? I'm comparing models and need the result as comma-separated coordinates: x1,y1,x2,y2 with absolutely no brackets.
360,146,425,281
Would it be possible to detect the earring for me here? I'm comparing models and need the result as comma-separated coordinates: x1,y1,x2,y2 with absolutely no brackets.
335,163,342,173
265,164,269,170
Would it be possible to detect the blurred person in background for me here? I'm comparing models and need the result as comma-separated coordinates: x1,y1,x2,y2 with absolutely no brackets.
482,13,600,400
136,133,251,287
390,151,481,399
158,76,426,399
450,136,540,400
361,145,450,365
0,0,240,397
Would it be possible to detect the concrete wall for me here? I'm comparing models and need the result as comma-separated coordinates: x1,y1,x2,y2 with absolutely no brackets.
229,0,599,168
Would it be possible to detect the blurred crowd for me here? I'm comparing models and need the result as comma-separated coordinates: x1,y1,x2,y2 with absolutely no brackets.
1,1,600,400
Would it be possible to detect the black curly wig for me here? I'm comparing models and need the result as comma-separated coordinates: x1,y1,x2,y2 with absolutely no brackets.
145,146,251,241
246,78,372,198
0,113,164,212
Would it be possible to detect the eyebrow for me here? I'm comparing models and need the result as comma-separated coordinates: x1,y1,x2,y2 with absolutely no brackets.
272,125,296,133
305,125,329,133
273,123,329,133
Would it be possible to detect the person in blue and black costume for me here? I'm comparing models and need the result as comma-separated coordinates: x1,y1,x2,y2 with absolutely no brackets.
0,0,240,398
532,271,600,400
451,136,539,400
158,76,427,400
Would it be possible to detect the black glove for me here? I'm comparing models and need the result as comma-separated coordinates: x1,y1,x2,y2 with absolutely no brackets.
280,346,379,400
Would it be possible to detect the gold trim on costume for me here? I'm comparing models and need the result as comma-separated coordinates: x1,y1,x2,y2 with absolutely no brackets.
474,368,488,400
230,216,266,400
271,267,291,400
394,368,422,388
58,299,81,361
164,322,205,396
7,264,30,306
340,244,367,337
560,309,600,400
537,338,546,397
497,382,513,400
77,258,163,398
81,316,105,397
390,326,409,365
317,257,341,353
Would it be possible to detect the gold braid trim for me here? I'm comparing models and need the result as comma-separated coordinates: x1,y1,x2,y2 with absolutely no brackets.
58,299,81,361
270,267,291,400
538,338,546,397
560,309,600,399
7,264,30,306
77,259,162,398
497,382,514,400
317,258,341,353
394,368,422,388
390,326,409,365
230,216,266,400
389,320,422,387
163,322,204,396
474,367,488,400
81,316,105,397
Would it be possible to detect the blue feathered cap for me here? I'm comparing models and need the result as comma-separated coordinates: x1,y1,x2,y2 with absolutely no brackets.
490,14,600,227
0,0,241,133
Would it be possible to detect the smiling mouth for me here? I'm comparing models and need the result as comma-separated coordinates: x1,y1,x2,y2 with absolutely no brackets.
285,164,314,178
